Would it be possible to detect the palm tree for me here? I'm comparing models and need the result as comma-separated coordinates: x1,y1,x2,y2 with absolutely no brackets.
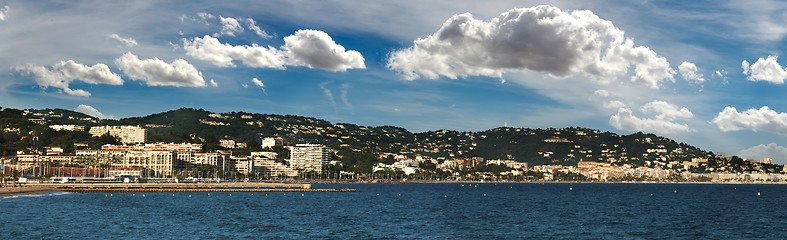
10,169,20,187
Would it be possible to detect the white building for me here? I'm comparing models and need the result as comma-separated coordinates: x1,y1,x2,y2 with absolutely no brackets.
219,139,236,149
262,137,283,149
49,125,85,131
89,126,146,144
289,144,330,171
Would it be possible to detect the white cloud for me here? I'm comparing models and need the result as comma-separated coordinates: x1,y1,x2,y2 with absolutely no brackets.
246,18,272,39
282,29,365,71
594,89,610,97
641,100,693,121
183,35,285,68
209,79,218,87
678,61,705,83
609,107,692,134
387,5,675,89
14,60,123,97
75,104,115,119
252,77,264,88
319,82,336,108
215,16,244,37
737,143,787,164
603,100,625,109
196,12,216,24
712,106,787,135
115,52,205,87
109,34,138,47
741,56,787,84
609,100,693,134
183,30,365,71
0,5,8,21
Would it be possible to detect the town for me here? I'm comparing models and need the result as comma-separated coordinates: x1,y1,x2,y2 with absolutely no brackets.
1,107,785,184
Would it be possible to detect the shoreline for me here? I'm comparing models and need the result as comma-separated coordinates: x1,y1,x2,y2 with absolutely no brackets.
0,187,61,197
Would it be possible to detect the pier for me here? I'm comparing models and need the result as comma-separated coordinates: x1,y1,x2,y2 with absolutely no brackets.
32,182,355,193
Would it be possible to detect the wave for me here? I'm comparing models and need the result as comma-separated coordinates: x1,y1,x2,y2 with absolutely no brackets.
2,191,72,199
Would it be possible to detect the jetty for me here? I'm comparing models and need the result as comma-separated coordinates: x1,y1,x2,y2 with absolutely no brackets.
32,182,355,193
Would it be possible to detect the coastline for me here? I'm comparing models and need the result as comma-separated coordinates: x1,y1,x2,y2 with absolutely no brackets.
0,187,60,197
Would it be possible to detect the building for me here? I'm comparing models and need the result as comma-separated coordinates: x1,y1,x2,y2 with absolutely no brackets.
289,144,330,171
119,150,177,177
262,137,284,149
49,125,85,131
89,126,146,144
219,139,236,149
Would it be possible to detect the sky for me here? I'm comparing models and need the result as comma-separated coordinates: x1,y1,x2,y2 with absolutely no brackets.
1,0,787,163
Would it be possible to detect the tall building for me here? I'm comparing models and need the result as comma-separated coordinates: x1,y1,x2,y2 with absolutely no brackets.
89,125,146,144
289,144,330,171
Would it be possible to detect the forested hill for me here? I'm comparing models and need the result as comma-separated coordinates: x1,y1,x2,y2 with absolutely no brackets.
3,106,771,172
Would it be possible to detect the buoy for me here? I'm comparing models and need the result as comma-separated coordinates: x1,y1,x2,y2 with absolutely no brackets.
484,194,486,197
650,193,653,196
208,193,210,196
105,194,107,197
142,194,145,197
510,186,513,189
229,194,232,196
133,194,135,196
398,193,401,196
444,195,447,198
110,194,113,196
570,187,573,191
265,194,268,196
674,190,677,193
251,194,254,196
172,194,175,197
301,194,304,196
462,185,464,187
758,192,761,196
377,193,379,196
189,195,191,197
283,193,286,196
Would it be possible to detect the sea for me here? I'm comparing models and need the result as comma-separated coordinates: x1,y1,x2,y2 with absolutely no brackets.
1,183,786,239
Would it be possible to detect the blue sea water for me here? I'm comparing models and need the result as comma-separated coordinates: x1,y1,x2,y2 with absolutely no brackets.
1,183,786,239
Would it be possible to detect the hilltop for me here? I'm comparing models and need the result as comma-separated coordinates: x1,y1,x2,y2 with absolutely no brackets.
0,106,779,174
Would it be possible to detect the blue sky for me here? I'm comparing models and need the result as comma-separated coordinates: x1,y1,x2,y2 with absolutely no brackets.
2,1,787,163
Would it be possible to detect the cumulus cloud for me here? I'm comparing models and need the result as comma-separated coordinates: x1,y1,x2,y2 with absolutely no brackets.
183,35,284,68
246,18,272,39
386,5,675,89
678,61,704,83
641,100,693,121
609,100,693,134
75,104,115,119
741,56,787,84
183,30,364,71
209,79,218,87
115,52,205,87
109,34,138,47
609,108,691,134
283,29,365,71
712,106,787,135
14,60,123,97
214,16,244,37
0,5,8,21
737,143,787,164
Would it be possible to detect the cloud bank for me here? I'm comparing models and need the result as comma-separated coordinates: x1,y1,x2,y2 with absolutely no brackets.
713,106,787,135
115,52,205,87
0,5,8,21
386,5,675,89
737,143,787,164
14,60,123,97
183,29,364,71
